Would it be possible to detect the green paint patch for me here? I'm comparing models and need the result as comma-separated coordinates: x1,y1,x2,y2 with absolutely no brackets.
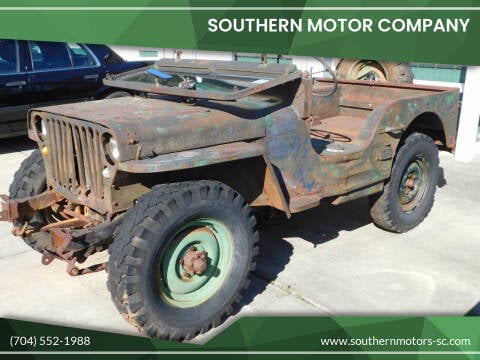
194,160,209,167
445,94,455,106
265,115,273,126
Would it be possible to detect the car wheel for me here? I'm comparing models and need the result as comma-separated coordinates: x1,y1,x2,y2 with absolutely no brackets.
370,132,439,232
107,180,259,340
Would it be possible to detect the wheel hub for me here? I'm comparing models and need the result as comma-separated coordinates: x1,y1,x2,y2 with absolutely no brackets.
403,173,418,199
179,246,208,277
159,219,233,308
398,157,429,212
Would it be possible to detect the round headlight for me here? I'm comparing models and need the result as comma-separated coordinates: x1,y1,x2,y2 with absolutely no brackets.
110,138,120,161
33,115,47,141
41,119,47,139
103,133,120,164
102,167,111,179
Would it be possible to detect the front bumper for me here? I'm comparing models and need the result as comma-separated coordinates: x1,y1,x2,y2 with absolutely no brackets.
0,190,121,275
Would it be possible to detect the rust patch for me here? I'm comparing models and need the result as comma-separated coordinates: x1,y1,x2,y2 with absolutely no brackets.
51,228,73,254
40,218,88,232
0,191,63,222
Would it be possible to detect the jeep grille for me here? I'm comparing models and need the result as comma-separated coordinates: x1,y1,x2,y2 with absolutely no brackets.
40,115,112,214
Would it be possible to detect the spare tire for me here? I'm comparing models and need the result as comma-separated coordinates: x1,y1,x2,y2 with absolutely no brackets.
102,91,132,99
336,59,413,83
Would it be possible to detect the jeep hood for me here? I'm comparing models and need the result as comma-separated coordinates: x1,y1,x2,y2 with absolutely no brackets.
34,96,268,162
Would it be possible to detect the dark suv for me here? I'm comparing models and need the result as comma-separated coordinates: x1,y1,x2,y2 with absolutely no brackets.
0,39,152,138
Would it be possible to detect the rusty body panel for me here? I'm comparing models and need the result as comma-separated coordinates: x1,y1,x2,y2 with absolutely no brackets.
264,78,459,212
28,114,116,214
0,190,63,223
118,141,264,173
31,96,268,163
1,59,459,272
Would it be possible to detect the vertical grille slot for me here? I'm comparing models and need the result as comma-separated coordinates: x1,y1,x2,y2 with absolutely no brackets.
45,116,106,200
72,125,86,192
87,129,97,193
60,121,69,187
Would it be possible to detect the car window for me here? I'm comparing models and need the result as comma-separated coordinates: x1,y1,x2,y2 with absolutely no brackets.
0,39,19,74
29,41,73,70
67,43,96,67
87,44,124,65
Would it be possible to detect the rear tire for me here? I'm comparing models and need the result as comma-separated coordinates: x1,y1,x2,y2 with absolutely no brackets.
107,180,258,340
370,132,439,232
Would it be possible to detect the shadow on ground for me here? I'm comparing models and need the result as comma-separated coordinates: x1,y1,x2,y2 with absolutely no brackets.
466,301,480,316
0,136,36,155
234,198,372,314
438,166,447,187
262,197,371,246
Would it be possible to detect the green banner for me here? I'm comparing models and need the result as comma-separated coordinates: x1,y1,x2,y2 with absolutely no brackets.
0,0,477,64
1,317,480,359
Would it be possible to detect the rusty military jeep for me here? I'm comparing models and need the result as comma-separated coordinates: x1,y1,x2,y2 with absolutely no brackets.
0,59,459,339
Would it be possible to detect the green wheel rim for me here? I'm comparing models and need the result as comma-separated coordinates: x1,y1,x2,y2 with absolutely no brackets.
398,155,429,213
159,219,234,308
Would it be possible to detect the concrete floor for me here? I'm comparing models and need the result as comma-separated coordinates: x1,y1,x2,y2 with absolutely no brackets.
0,136,479,342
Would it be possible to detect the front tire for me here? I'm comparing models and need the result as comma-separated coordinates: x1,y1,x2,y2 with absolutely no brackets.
9,149,50,252
370,132,439,232
107,180,258,340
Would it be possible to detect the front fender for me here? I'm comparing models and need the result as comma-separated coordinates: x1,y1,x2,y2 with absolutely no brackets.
118,141,263,173
118,141,291,218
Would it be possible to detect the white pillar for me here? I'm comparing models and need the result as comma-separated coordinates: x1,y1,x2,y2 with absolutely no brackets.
454,66,480,162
